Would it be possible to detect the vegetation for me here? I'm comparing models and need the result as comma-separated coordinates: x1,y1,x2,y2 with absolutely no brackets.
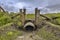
36,24,60,40
0,12,23,40
0,11,60,40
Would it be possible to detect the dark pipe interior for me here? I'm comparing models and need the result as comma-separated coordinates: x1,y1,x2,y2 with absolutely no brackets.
25,25,34,31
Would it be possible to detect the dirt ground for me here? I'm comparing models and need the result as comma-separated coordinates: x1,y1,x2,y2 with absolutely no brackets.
15,31,45,40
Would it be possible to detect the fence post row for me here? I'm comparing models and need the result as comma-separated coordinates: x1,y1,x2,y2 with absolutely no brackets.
20,8,40,26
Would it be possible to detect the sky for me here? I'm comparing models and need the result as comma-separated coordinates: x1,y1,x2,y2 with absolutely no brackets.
0,0,60,13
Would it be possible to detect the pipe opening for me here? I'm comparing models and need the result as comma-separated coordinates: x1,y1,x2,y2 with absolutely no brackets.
25,25,34,31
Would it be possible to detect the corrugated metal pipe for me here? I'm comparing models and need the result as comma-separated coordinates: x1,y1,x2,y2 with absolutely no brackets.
24,22,36,31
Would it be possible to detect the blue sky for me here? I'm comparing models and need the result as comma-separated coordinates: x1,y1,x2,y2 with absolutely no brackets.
0,0,60,13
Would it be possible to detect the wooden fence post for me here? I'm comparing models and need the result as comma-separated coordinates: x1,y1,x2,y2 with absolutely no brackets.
20,8,26,26
22,8,26,25
20,9,23,26
0,6,5,12
35,8,40,26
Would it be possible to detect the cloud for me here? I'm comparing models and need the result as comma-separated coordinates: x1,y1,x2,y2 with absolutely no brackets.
48,0,60,6
0,0,60,13
0,0,48,12
14,2,30,8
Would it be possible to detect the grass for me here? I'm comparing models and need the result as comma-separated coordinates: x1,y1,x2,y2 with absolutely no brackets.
0,12,60,40
45,13,60,24
26,14,35,19
0,23,23,40
0,12,23,40
36,26,60,40
0,30,23,40
45,13,60,17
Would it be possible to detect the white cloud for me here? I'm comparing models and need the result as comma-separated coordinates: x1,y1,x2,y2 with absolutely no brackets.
14,2,30,9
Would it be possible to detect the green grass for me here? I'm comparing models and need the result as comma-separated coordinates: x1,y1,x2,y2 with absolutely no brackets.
45,13,60,17
45,13,60,24
0,30,22,40
0,12,23,40
0,12,60,40
26,14,35,19
36,26,60,40
0,23,23,40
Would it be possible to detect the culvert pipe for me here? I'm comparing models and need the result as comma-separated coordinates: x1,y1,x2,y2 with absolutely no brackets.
24,22,36,31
